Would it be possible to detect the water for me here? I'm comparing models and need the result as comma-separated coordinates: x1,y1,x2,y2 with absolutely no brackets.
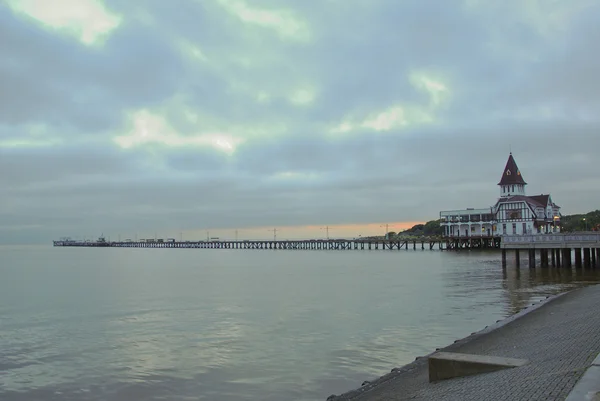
1,246,599,401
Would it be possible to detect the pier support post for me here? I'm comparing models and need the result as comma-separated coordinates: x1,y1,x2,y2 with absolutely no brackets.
584,248,592,269
540,249,549,268
528,249,536,269
562,248,572,268
592,248,597,268
502,249,507,268
551,249,556,267
574,248,582,269
515,250,520,268
556,249,561,267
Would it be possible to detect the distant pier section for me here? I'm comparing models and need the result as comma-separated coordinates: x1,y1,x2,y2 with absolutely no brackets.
53,236,501,251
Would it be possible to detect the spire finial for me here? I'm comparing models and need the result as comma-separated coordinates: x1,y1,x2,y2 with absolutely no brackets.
509,144,512,154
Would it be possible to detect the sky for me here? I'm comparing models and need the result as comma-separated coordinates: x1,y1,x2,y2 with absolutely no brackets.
1,0,599,244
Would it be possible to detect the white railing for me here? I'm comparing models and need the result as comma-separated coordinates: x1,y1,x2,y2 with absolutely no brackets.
502,233,600,244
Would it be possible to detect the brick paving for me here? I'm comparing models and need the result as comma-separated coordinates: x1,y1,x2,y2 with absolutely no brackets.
330,284,600,401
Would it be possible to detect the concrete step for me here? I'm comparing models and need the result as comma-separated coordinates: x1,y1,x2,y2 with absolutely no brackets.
428,352,528,382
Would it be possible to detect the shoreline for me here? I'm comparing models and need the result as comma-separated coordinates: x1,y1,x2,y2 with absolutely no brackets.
327,289,571,400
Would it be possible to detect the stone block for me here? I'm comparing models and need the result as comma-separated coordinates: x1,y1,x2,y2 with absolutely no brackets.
428,352,528,382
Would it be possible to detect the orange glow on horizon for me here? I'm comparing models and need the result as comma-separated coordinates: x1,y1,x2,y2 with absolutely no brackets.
156,221,425,241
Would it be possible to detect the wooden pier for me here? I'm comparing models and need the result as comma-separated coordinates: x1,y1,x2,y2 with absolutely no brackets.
501,233,600,269
52,236,501,251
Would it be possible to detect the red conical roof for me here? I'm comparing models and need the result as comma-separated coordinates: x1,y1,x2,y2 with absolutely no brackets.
498,153,527,185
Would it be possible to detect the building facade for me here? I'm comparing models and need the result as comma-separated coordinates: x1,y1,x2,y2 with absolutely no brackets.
440,153,561,237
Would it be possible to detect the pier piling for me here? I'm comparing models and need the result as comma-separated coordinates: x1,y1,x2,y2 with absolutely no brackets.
528,249,536,269
564,248,572,268
540,249,549,268
584,248,592,269
575,248,582,269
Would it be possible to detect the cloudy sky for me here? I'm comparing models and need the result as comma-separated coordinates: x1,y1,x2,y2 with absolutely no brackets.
1,0,599,244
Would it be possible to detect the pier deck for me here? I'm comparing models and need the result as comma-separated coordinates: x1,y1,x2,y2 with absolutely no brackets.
329,284,600,401
500,233,600,269
53,236,501,251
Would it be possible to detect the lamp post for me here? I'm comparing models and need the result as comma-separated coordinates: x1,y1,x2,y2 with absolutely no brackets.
380,223,389,238
380,223,395,239
583,218,588,231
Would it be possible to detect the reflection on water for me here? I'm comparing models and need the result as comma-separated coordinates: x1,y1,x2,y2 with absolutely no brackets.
502,262,600,315
1,246,599,401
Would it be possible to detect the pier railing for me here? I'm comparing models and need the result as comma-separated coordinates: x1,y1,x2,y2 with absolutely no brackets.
501,233,600,249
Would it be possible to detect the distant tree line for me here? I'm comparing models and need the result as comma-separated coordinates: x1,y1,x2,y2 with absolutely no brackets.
383,219,444,240
560,210,600,232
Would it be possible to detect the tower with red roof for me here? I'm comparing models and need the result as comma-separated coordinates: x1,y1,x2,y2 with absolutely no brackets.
498,153,527,198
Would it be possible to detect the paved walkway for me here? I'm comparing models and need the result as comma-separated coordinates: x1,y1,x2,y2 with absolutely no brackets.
330,284,600,401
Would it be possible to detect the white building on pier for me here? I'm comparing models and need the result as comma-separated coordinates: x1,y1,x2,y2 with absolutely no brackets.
440,153,561,237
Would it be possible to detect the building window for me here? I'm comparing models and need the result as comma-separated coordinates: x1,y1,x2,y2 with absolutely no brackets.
522,223,527,234
502,224,507,234
512,223,517,234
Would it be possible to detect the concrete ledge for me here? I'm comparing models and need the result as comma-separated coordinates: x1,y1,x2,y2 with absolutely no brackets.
428,352,528,382
592,352,600,367
565,352,600,400
565,365,600,401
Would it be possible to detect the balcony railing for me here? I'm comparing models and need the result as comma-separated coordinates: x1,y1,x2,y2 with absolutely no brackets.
442,220,495,224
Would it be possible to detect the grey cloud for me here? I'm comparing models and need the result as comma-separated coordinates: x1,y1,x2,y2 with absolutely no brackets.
0,6,184,133
4,119,597,241
525,11,600,106
450,2,600,120
0,144,148,190
293,2,494,116
1,0,600,244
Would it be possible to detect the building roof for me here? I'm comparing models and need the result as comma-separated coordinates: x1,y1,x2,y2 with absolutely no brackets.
495,195,541,208
495,194,560,212
528,194,550,206
498,153,527,186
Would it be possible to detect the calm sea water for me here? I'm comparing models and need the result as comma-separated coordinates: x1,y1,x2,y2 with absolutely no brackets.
1,246,599,401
